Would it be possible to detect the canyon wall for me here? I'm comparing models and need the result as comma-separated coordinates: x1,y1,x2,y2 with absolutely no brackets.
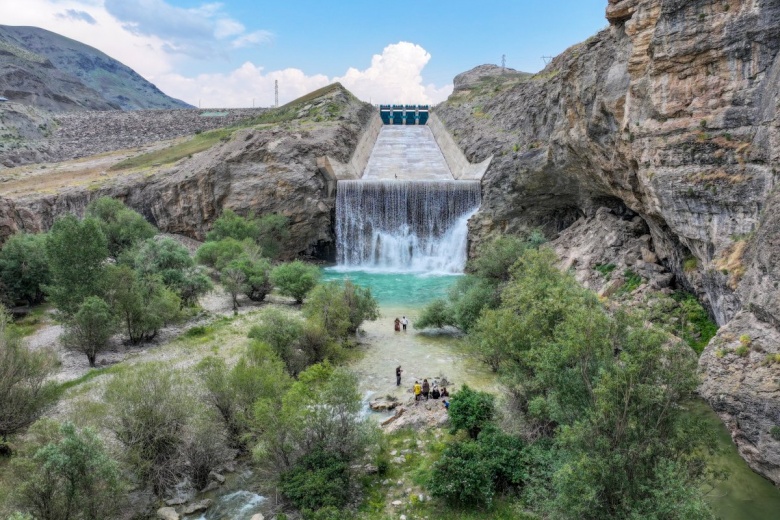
0,86,373,259
434,0,780,483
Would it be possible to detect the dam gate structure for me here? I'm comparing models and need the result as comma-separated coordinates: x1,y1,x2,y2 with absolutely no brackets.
332,106,493,274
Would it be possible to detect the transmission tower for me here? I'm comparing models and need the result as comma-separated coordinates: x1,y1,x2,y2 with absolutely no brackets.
501,54,506,73
541,56,554,66
274,80,279,108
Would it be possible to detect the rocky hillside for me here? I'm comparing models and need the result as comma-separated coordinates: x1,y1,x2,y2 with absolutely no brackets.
0,84,373,259
0,25,191,111
434,0,780,484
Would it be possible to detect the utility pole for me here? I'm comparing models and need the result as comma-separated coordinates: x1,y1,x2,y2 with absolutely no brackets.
275,80,279,108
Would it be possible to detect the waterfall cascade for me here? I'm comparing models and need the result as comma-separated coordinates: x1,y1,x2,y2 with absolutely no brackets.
335,179,481,273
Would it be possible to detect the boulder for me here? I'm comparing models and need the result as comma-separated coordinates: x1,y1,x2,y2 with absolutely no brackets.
156,507,179,520
182,499,213,515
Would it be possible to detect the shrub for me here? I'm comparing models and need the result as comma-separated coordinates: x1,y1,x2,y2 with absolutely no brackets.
206,209,259,242
594,263,616,278
0,308,58,452
619,269,643,293
414,298,452,330
735,345,749,357
303,280,379,339
428,440,496,507
770,426,780,441
248,308,308,376
0,233,50,305
13,422,124,520
271,261,321,303
257,214,290,260
195,238,246,270
449,385,496,439
279,449,351,511
467,236,527,283
105,364,228,496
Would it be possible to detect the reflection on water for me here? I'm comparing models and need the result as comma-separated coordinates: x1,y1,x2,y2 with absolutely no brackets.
691,400,780,520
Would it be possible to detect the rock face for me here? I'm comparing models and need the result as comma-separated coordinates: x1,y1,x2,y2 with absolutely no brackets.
435,0,780,483
452,64,529,92
0,85,373,259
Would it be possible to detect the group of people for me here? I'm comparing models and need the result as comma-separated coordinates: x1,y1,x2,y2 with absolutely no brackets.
396,367,449,407
393,316,409,332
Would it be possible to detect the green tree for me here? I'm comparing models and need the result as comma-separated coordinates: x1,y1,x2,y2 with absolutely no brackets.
414,298,451,330
254,364,373,473
102,266,181,343
448,385,496,440
45,215,109,316
0,233,50,306
206,209,259,242
270,261,321,304
428,426,527,508
13,422,124,520
195,238,246,270
467,235,529,283
256,213,290,259
303,280,378,339
0,308,58,453
123,237,212,306
232,256,273,302
248,308,307,376
221,263,246,312
86,197,156,257
196,341,291,451
61,296,116,367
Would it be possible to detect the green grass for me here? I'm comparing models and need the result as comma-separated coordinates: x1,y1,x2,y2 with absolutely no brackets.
617,269,642,295
109,128,234,171
8,305,50,337
594,263,616,278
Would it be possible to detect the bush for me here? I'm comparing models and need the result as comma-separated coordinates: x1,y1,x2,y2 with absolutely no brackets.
467,236,528,283
448,385,496,439
248,308,308,376
257,214,290,260
86,197,156,257
271,261,321,303
428,440,496,507
102,266,181,343
303,280,379,339
0,308,58,452
414,298,451,330
206,209,259,242
105,364,228,496
279,449,351,511
195,238,246,270
13,422,124,520
0,233,50,305
196,342,290,451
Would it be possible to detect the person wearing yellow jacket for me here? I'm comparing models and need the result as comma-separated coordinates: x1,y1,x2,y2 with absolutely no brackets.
413,381,422,403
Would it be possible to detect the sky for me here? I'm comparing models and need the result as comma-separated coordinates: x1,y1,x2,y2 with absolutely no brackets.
0,0,609,108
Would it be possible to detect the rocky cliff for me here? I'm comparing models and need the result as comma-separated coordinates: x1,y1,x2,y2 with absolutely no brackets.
435,0,780,483
0,84,373,259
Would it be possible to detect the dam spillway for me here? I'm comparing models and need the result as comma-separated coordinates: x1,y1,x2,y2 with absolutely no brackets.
335,180,480,273
335,120,482,273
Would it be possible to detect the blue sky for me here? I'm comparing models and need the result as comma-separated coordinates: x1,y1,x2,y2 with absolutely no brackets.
3,0,608,107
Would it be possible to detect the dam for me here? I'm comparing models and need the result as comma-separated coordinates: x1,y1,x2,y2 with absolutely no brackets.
333,109,490,273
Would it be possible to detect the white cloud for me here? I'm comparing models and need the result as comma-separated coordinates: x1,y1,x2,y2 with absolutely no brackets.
334,42,452,105
157,63,331,108
1,0,452,108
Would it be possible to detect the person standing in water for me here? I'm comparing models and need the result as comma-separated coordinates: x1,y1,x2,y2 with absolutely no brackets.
394,317,401,332
396,366,402,386
401,316,408,331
